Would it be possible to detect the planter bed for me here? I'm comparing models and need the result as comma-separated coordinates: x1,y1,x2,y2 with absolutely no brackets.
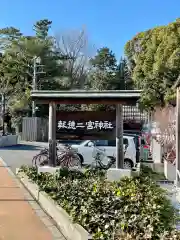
17,166,180,240
17,170,91,240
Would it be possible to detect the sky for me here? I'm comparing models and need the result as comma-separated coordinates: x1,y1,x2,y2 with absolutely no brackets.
1,0,180,59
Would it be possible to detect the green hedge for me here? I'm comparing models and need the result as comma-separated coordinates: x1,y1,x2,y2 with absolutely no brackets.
19,166,179,239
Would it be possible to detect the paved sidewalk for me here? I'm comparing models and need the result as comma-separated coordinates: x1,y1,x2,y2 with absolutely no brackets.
0,159,65,240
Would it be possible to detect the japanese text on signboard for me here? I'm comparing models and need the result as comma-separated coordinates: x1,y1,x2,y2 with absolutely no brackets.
57,120,114,130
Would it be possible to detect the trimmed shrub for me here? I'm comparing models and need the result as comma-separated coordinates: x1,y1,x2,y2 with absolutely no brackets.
19,166,178,239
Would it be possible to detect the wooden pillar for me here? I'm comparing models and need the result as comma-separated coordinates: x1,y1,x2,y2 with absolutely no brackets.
116,104,124,168
48,102,56,166
176,87,180,185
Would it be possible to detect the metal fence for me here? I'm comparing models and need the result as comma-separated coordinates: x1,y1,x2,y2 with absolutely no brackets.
21,117,48,142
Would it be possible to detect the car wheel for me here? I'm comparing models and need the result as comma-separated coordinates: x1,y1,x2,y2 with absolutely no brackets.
77,154,84,166
124,159,133,169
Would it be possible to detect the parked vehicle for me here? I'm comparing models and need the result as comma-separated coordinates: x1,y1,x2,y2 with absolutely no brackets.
71,136,137,169
124,133,151,161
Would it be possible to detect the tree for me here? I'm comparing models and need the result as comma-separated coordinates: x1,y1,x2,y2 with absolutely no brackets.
32,19,67,90
88,48,133,91
0,20,92,124
0,27,22,51
33,19,52,40
116,58,134,90
54,29,93,89
88,47,117,90
125,18,180,109
0,19,68,123
90,47,117,71
81,47,118,111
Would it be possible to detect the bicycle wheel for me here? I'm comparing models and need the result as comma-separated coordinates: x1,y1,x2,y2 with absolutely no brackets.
97,156,115,170
57,152,66,166
60,157,69,168
67,154,81,167
32,154,39,167
34,154,48,166
97,160,108,170
106,156,116,169
39,154,49,166
59,154,81,168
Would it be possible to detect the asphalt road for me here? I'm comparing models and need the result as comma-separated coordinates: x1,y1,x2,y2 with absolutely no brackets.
0,142,47,173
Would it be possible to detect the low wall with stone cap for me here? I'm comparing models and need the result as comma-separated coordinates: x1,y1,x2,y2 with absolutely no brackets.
0,135,18,147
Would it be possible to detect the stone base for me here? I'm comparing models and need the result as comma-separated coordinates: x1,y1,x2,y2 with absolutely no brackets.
142,162,164,174
107,168,131,182
164,160,176,181
153,163,164,173
38,166,61,174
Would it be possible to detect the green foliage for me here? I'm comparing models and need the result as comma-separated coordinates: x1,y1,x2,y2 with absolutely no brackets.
19,166,178,240
0,27,22,50
125,18,180,109
90,47,117,71
0,19,70,124
89,48,133,91
33,19,52,40
87,48,134,111
1,21,131,121
115,229,180,240
89,47,117,90
116,58,134,90
0,20,137,123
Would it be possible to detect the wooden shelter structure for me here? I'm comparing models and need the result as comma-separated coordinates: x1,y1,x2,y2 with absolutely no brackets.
31,90,141,169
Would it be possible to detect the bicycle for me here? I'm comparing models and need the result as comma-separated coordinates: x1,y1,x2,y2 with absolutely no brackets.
32,143,81,168
89,141,129,170
32,147,49,166
91,147,116,170
56,144,81,168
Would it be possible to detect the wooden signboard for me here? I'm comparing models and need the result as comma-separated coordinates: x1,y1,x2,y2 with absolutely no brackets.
56,111,143,140
56,111,116,140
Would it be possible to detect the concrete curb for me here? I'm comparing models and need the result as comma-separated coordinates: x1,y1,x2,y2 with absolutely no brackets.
16,169,92,240
0,157,16,177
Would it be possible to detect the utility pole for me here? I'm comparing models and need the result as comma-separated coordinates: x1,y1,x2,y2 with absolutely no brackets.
32,57,37,117
32,56,44,117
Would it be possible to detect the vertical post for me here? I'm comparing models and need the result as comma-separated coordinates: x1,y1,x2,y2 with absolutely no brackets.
1,93,5,136
176,87,180,186
32,58,36,117
48,102,56,166
116,104,124,168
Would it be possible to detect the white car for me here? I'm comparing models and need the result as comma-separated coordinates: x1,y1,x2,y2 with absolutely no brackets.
71,136,137,169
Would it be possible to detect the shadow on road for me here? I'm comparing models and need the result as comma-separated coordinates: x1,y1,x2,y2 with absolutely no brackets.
0,144,42,151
